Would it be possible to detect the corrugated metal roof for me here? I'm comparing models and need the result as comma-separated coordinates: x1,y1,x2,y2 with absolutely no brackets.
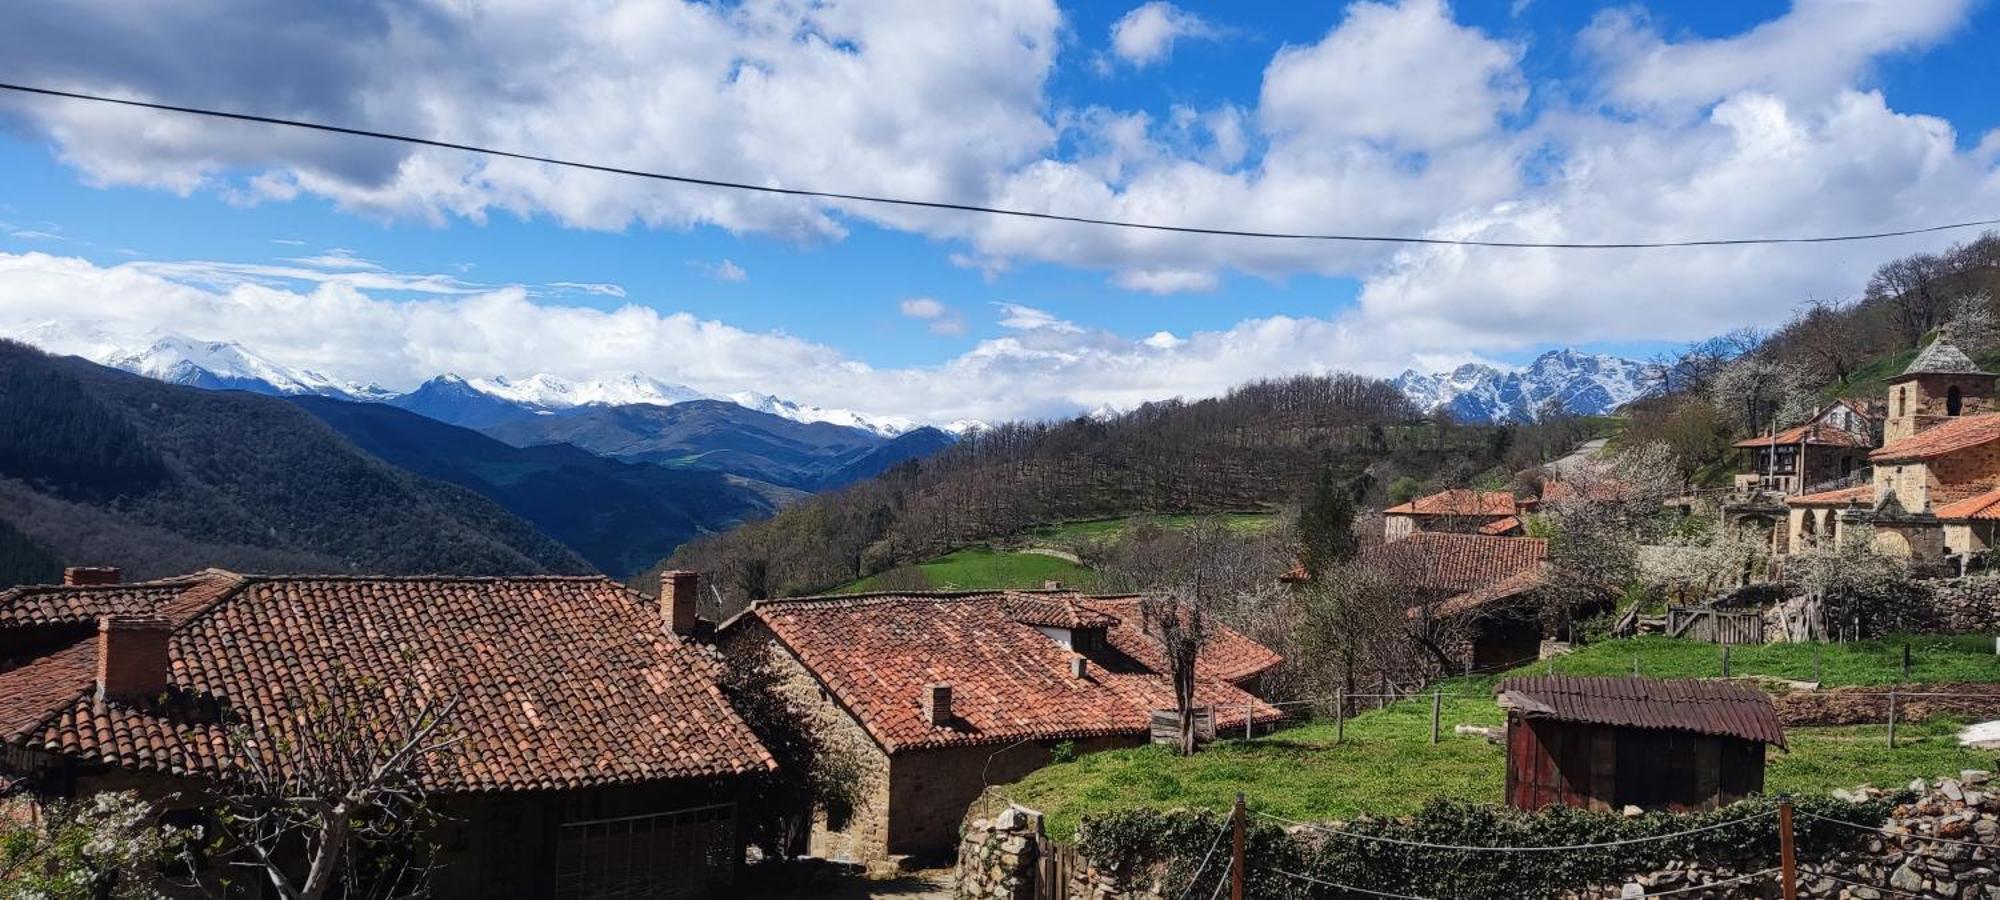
1496,675,1786,749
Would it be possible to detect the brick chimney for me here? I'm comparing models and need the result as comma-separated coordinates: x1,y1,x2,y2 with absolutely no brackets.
64,566,122,586
96,615,172,704
923,683,953,727
661,570,700,636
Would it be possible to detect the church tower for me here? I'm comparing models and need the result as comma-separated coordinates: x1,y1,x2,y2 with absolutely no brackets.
1883,336,1996,443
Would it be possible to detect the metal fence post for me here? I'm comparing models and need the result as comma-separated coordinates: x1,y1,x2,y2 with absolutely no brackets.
1430,689,1442,744
1887,689,1899,748
1335,688,1345,745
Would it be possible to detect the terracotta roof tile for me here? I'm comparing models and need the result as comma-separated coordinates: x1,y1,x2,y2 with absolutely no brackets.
1733,422,1873,449
0,638,95,742
1477,516,1524,536
1425,567,1546,619
1363,533,1548,595
1872,413,2000,462
1935,487,2000,521
1384,490,1520,518
750,591,1281,753
1785,485,1876,507
1497,675,1785,748
0,573,772,791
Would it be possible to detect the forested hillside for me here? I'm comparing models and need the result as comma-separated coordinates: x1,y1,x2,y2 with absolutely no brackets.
0,341,590,586
664,374,1511,606
292,396,786,576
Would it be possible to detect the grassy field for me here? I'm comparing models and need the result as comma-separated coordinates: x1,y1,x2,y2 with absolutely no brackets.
839,546,1096,593
1018,512,1277,544
1003,694,1995,841
1001,634,2000,839
1544,634,2000,686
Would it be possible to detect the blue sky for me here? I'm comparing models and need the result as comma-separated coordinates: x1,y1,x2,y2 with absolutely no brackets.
2,0,1998,422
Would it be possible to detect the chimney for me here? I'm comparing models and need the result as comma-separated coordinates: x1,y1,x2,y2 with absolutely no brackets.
64,566,122,586
923,683,953,727
96,615,172,704
1042,580,1065,590
1069,655,1089,680
661,570,700,636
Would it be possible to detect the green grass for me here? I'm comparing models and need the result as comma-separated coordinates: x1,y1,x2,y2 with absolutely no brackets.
840,546,1096,593
1019,512,1277,544
1542,634,2000,686
1003,689,1997,841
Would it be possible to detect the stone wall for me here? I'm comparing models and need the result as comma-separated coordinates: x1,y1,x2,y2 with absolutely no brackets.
1762,574,2000,640
960,780,2000,900
1564,777,2000,899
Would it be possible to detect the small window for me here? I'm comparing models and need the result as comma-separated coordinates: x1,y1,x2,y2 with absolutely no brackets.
1948,386,1964,416
1896,387,1906,418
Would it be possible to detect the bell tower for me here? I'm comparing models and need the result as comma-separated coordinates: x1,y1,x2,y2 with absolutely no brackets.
1883,336,1996,443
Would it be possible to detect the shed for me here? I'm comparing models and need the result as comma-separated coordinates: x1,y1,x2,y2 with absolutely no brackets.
1497,675,1785,813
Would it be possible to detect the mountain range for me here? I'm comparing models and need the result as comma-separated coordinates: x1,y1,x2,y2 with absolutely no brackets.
1393,349,1660,423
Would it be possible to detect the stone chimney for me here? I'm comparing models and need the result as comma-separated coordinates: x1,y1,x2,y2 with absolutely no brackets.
64,566,122,586
1042,580,1064,590
923,683,953,727
96,615,172,704
1069,655,1089,679
661,570,700,636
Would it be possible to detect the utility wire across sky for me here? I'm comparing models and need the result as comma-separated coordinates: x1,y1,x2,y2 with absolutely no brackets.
5,80,1999,250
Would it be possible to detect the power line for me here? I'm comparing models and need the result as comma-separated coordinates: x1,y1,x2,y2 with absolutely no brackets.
4,80,1999,251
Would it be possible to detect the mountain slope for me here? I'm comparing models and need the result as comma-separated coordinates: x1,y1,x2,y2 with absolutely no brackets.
482,399,903,491
0,340,589,582
291,396,789,576
1395,349,1658,422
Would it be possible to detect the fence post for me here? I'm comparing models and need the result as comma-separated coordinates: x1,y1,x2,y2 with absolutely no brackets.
1888,689,1899,749
1430,689,1442,744
1901,642,1912,681
1335,688,1345,745
1245,705,1253,742
1722,644,1732,678
1632,656,1639,678
1778,795,1799,900
1377,675,1387,711
1231,792,1246,900
1813,646,1822,684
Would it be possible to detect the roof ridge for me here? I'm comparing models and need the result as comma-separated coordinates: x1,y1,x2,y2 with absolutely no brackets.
758,588,1143,613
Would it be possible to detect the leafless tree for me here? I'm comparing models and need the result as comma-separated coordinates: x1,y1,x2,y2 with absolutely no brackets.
1540,443,1684,641
1869,252,1954,347
1140,588,1206,757
208,671,462,900
1782,296,1870,385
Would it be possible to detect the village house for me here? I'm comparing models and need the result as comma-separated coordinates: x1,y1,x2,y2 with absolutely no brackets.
1730,398,1878,496
1365,532,1551,671
1382,489,1530,541
1785,338,2000,562
0,566,773,899
718,587,1282,865
1497,675,1785,813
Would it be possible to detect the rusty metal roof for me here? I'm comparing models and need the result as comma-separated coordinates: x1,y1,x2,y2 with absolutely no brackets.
1496,675,1786,749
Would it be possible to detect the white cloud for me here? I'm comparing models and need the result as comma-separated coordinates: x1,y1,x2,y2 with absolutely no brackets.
993,302,1083,334
899,296,966,335
692,259,748,282
283,248,380,270
899,297,946,319
1109,3,1220,68
545,281,628,298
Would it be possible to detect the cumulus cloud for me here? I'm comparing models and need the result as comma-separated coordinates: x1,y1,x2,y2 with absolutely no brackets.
693,259,748,282
1109,2,1220,68
1,0,1997,380
899,296,966,335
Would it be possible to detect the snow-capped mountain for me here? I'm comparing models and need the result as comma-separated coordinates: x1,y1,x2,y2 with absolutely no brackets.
1394,349,1660,423
1,321,951,437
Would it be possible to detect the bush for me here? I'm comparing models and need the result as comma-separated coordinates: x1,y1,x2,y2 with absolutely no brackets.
1073,794,1892,900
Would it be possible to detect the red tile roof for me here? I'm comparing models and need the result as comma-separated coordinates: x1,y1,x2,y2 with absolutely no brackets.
1935,487,2000,521
1477,516,1524,536
1425,567,1546,619
1872,413,2000,462
1384,490,1520,518
1497,675,1785,748
0,571,772,791
1784,485,1876,507
1363,533,1548,595
746,590,1282,753
1733,422,1873,449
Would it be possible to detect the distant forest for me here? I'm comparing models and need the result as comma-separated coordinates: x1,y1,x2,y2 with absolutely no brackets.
665,373,1531,609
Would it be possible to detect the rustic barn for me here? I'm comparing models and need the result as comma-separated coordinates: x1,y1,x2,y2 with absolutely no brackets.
1497,675,1785,813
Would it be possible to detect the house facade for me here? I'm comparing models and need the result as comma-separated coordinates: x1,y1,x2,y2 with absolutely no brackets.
0,567,773,899
1365,532,1551,671
1731,399,1877,496
720,589,1282,865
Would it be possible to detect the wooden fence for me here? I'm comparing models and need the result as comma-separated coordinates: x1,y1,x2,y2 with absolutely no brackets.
1666,606,1766,645
1149,707,1216,746
1032,834,1078,900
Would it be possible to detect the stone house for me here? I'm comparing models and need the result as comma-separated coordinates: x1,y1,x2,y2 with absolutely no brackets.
1731,398,1877,496
718,588,1282,865
1382,489,1530,541
0,566,773,899
1783,338,2000,562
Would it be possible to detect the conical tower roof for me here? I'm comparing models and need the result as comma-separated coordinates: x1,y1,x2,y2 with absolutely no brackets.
1897,337,1989,378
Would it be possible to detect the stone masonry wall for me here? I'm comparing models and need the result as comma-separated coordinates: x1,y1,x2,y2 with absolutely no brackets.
960,779,2000,900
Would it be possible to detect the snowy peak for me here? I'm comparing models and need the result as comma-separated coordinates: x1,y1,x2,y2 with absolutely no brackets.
4,321,373,400
1394,349,1659,423
466,373,709,410
724,391,921,437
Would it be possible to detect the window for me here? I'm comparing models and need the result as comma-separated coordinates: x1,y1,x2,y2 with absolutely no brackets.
1896,387,1906,418
1948,386,1963,416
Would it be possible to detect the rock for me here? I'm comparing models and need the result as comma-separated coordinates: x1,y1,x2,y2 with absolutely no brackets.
1944,779,1966,802
1964,770,1992,785
1622,805,1644,818
1913,778,1931,793
1889,863,1927,893
1834,788,1858,802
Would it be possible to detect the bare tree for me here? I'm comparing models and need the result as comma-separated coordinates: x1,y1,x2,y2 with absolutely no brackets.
1783,296,1869,385
211,672,461,900
1140,589,1205,757
1869,252,1953,347
1540,443,1684,641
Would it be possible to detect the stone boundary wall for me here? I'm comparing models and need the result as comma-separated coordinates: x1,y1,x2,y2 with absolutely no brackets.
959,778,2000,900
1774,683,2000,727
